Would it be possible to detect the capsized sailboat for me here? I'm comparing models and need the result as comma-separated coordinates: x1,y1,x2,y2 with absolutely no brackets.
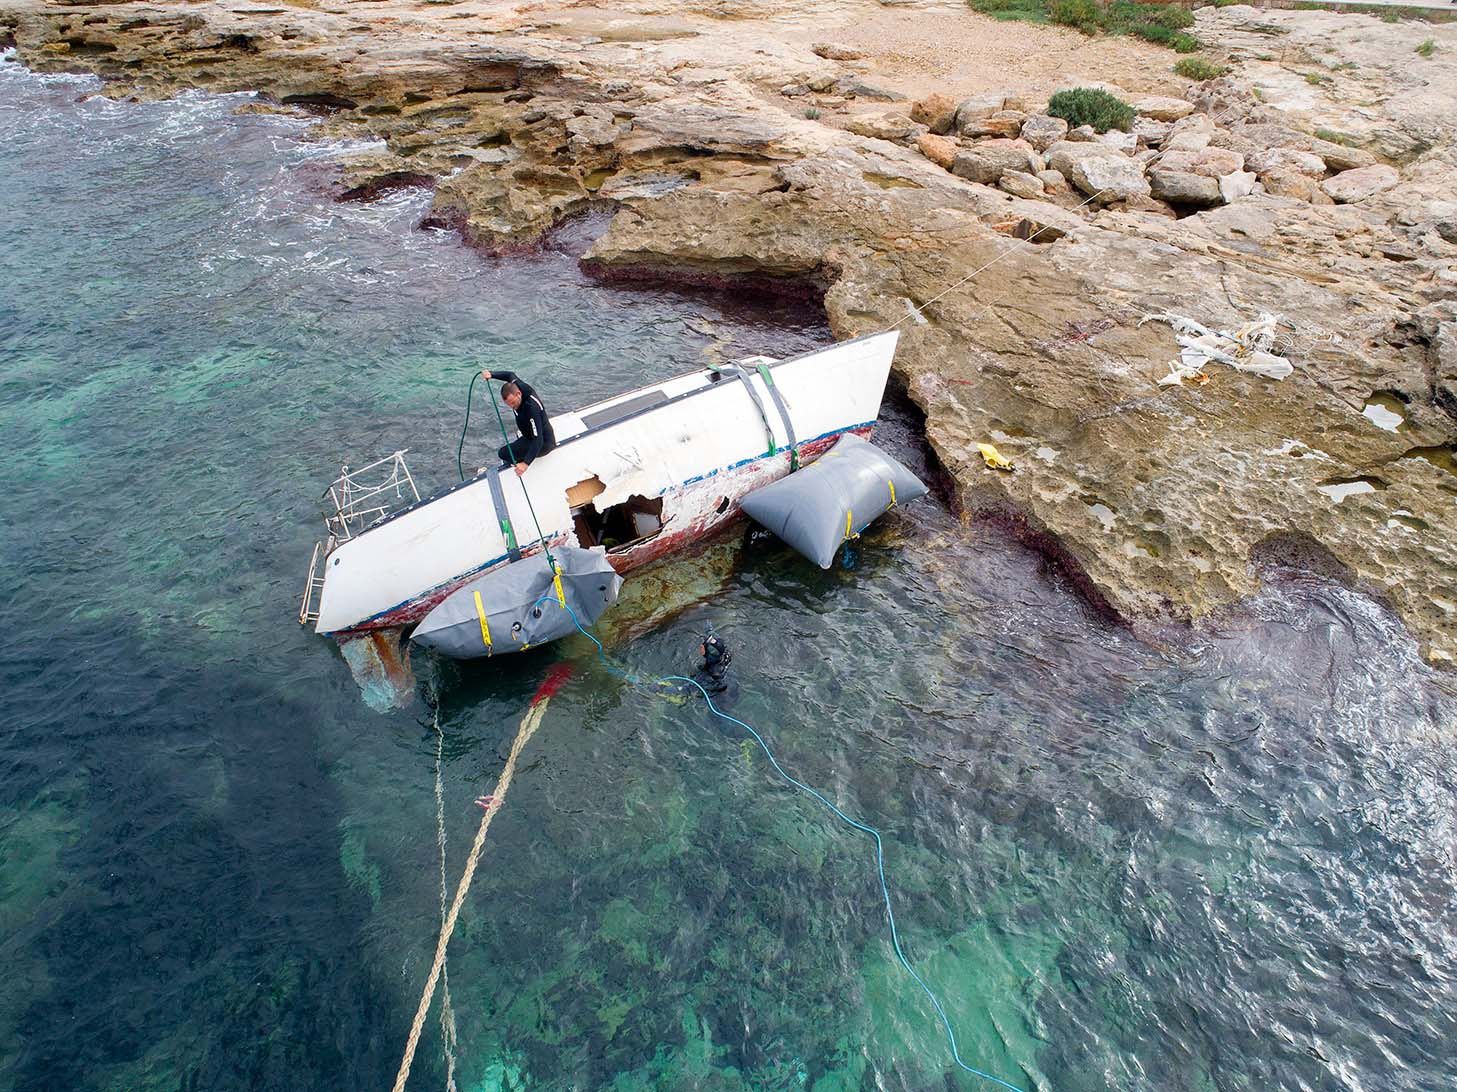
299,330,900,651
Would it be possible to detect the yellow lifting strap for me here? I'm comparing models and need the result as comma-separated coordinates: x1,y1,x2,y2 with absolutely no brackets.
887,479,897,506
472,590,492,649
552,566,567,608
844,508,854,541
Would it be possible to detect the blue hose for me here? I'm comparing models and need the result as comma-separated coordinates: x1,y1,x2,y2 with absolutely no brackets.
523,592,1030,1092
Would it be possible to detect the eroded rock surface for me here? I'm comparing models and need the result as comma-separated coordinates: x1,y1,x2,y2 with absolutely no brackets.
4,0,1454,661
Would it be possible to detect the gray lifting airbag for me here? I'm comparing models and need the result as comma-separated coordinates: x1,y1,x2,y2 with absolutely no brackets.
740,432,927,568
411,545,622,659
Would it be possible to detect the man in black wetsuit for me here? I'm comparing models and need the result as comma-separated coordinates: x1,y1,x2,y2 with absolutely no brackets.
480,369,556,476
694,634,733,698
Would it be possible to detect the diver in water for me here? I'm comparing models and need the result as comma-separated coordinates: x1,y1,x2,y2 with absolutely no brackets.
695,634,733,697
679,631,739,725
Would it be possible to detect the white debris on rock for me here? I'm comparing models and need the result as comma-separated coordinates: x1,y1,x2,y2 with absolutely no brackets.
1140,312,1296,385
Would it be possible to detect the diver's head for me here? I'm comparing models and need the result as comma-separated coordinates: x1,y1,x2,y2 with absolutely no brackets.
501,381,523,410
700,634,730,671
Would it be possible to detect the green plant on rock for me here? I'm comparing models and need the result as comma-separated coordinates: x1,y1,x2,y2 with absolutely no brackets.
1046,87,1136,133
1416,38,1437,57
1050,0,1101,33
1174,56,1229,80
804,107,821,119
968,0,1051,21
974,0,1204,49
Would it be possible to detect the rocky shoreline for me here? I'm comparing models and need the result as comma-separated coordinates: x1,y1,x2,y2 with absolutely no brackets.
5,0,1453,663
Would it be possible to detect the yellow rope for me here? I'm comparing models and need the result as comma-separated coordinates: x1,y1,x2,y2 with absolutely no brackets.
390,696,552,1092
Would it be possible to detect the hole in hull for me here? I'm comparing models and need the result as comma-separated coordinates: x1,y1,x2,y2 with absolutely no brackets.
572,494,665,551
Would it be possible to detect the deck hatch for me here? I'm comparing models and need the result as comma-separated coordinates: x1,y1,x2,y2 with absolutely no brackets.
579,389,668,430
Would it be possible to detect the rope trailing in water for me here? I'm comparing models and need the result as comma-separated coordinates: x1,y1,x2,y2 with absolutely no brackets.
541,596,1029,1092
431,707,459,1092
390,666,571,1092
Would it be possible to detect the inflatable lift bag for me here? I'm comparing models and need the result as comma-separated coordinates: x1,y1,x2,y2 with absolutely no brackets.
741,433,928,568
411,545,622,659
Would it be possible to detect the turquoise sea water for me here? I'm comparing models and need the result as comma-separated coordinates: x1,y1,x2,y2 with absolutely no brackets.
2,52,1455,1092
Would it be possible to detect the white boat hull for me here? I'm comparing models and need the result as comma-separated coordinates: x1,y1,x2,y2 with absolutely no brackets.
311,331,899,637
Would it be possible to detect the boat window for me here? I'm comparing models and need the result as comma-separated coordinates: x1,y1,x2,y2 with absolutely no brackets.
571,494,664,552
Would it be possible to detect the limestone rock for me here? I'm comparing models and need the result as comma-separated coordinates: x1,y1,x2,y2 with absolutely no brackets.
952,94,1003,135
1149,168,1222,207
963,109,1027,139
1064,152,1151,203
1168,113,1214,138
1218,170,1259,203
1246,147,1327,178
1098,129,1137,154
845,111,920,141
1234,122,1312,151
1132,117,1173,146
1065,124,1099,142
1308,137,1376,172
812,42,864,60
949,138,1039,184
1134,95,1196,121
835,76,905,101
1157,146,1245,179
1037,168,1072,195
1021,113,1069,152
565,113,619,149
1045,139,1121,177
619,104,787,155
597,171,695,200
1116,194,1178,218
1208,129,1260,158
999,169,1045,199
1163,129,1211,153
916,132,959,169
1320,164,1400,203
1258,166,1317,202
911,93,958,135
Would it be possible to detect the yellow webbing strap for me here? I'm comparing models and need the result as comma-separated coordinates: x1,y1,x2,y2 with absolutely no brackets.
552,567,567,607
472,590,492,649
888,480,897,506
844,508,854,540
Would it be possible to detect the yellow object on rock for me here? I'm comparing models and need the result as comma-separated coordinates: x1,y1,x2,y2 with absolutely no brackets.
977,443,1014,472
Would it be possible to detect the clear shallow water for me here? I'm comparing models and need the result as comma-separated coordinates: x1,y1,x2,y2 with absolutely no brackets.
2,54,1455,1092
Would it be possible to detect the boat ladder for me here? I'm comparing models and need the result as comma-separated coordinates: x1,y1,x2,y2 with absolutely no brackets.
298,451,421,626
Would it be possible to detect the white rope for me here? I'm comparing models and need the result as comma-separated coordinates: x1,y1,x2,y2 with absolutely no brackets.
391,695,552,1092
432,711,459,1092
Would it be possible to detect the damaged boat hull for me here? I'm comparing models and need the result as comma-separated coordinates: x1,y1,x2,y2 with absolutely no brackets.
309,330,899,640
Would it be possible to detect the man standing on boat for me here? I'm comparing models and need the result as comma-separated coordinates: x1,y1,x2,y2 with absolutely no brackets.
481,369,556,476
